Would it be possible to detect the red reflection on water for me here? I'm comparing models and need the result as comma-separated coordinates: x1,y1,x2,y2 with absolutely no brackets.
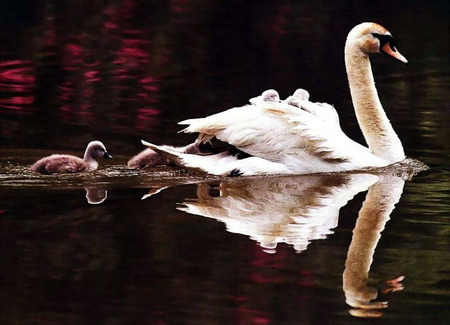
298,269,315,287
0,60,35,113
171,0,194,24
264,3,292,61
151,310,168,325
43,15,57,49
57,3,161,130
0,96,34,105
270,4,290,37
248,246,287,284
235,295,271,325
2,1,165,140
83,70,100,81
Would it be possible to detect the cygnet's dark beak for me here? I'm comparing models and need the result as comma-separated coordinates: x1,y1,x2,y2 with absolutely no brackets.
104,152,113,159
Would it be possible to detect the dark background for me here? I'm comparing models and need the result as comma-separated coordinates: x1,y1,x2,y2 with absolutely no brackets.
0,1,449,324
1,0,448,164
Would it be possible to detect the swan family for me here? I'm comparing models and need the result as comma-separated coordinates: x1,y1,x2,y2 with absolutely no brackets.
30,22,409,176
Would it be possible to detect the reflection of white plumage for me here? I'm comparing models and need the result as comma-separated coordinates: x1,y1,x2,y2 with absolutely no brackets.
143,22,408,176
179,173,379,253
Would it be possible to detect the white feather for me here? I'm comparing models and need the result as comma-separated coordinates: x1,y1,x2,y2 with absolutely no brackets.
148,23,408,176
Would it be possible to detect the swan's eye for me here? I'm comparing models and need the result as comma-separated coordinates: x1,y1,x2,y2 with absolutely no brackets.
371,32,397,51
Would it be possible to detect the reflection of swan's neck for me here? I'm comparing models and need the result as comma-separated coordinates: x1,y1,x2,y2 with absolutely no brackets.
343,176,405,308
345,43,405,163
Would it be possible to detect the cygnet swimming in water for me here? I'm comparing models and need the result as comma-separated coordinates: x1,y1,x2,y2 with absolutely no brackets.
127,142,207,169
30,141,112,174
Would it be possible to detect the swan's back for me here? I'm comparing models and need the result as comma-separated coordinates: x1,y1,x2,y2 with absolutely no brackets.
178,99,384,175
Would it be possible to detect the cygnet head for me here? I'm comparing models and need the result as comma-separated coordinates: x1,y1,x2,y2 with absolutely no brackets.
292,88,310,101
262,89,280,102
284,88,310,107
85,141,112,160
346,22,407,64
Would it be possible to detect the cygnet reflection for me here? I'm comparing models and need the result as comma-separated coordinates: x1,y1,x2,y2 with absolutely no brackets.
84,187,108,204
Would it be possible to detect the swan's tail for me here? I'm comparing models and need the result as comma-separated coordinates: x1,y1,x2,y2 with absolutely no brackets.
141,140,189,167
140,140,289,176
141,140,237,176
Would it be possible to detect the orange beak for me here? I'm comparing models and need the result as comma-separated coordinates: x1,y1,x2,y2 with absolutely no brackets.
382,43,408,64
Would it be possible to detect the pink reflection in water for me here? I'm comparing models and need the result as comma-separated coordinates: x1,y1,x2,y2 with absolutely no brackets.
171,0,194,24
235,295,271,325
57,2,161,130
0,60,35,113
0,96,34,105
249,247,287,284
265,4,291,60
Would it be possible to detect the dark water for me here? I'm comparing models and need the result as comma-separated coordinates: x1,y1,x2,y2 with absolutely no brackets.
1,1,449,324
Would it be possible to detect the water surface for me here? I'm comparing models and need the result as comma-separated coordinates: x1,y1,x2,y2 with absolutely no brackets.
1,1,449,324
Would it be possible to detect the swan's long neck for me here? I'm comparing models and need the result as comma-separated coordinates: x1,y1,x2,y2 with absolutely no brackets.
345,43,405,163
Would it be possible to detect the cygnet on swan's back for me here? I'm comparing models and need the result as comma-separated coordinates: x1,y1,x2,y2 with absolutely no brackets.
127,143,204,169
284,88,310,106
30,141,112,174
249,89,280,105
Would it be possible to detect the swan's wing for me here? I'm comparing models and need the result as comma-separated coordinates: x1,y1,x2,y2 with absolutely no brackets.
282,88,340,128
295,100,340,128
179,103,374,170
283,98,340,129
140,140,290,176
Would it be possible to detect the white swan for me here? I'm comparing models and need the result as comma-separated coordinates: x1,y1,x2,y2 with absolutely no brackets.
143,22,408,176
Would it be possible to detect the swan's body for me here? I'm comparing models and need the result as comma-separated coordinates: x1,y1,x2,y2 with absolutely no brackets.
30,141,112,174
143,22,408,176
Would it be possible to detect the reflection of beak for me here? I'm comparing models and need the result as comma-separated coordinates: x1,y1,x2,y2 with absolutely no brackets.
104,152,113,159
141,186,169,200
381,43,408,64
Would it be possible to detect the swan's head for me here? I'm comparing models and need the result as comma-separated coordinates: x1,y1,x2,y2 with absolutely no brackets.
86,141,113,159
347,22,408,64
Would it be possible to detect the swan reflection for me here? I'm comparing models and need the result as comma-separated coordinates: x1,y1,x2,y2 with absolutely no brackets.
177,164,426,317
343,174,406,318
179,173,379,253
